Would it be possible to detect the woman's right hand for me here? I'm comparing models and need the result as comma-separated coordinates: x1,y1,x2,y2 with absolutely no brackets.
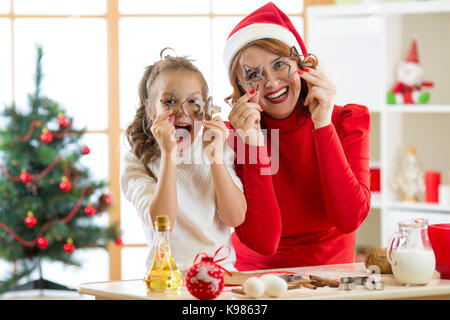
151,109,177,153
228,90,264,146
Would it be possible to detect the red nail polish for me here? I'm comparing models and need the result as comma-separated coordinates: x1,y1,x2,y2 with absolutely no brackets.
249,89,256,94
297,69,303,75
259,106,263,112
304,68,310,72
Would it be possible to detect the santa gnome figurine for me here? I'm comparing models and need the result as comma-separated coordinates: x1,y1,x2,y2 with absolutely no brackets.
387,37,434,104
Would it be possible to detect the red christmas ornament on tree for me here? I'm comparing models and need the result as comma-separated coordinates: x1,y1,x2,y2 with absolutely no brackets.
102,194,113,206
36,237,49,250
84,202,96,216
81,145,90,155
24,211,37,228
57,113,69,128
63,238,75,253
185,246,232,300
98,193,113,211
59,176,71,192
40,128,53,143
115,236,123,245
19,170,31,183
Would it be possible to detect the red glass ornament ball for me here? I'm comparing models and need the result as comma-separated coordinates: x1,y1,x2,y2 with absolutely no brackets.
102,194,113,206
185,259,225,300
84,205,96,216
115,236,123,245
81,146,90,155
59,178,71,192
57,116,69,128
24,216,37,228
36,237,49,250
63,243,75,253
20,171,31,183
40,131,53,143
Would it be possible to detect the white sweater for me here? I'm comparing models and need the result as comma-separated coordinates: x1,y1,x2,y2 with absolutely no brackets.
120,132,242,272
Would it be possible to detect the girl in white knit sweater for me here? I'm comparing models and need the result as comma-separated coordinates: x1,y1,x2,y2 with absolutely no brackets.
120,50,246,272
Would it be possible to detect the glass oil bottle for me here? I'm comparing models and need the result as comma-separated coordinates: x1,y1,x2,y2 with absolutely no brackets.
144,215,183,291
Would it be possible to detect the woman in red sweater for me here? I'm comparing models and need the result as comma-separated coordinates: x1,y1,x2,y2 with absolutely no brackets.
223,2,371,271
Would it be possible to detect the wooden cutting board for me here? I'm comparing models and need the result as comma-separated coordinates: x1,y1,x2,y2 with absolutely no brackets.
223,270,309,286
223,272,265,286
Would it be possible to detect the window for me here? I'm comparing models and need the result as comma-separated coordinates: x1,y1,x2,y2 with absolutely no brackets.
0,0,304,287
13,18,108,130
118,0,303,281
0,18,12,116
0,0,110,289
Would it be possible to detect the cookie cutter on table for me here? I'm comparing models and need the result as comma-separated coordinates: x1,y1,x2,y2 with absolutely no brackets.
341,276,368,285
339,282,356,291
278,274,303,283
339,276,384,291
364,277,384,290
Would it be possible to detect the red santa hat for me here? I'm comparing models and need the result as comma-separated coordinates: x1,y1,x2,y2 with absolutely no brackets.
223,2,308,74
406,38,419,64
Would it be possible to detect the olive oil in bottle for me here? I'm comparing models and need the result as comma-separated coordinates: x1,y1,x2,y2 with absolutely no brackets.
144,216,183,291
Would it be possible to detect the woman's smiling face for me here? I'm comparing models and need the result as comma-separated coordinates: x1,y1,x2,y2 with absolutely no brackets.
237,45,302,119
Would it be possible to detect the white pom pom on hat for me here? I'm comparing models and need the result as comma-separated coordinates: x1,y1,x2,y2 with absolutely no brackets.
222,2,337,85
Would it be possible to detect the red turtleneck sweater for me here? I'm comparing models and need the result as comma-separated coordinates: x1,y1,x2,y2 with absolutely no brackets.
226,104,371,271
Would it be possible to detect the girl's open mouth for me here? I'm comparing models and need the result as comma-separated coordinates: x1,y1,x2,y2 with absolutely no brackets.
174,121,192,143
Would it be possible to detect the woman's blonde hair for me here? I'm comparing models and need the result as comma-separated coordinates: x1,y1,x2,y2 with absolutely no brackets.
125,49,209,181
228,38,309,115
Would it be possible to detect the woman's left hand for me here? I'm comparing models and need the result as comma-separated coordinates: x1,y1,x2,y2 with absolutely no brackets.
298,67,336,129
203,116,229,163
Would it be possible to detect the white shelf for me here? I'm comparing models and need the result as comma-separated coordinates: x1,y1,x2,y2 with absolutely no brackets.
387,201,450,214
308,1,450,17
307,1,450,248
384,104,450,113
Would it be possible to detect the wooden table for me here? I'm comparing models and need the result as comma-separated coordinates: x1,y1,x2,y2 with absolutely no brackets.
78,263,450,300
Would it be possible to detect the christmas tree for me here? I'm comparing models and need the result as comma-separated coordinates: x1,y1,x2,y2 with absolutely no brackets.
0,46,120,293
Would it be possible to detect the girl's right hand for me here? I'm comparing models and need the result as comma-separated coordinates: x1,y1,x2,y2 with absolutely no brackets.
151,110,177,153
227,90,264,146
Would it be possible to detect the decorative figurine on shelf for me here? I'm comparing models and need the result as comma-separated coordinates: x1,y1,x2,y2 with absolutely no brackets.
392,146,425,202
387,37,434,105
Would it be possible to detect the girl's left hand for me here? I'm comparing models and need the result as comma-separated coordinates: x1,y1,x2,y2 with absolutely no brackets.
298,67,336,129
203,116,229,162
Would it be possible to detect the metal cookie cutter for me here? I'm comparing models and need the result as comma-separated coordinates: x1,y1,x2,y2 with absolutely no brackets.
279,275,303,283
338,282,356,291
339,277,356,291
341,276,368,285
364,277,384,290
339,276,372,291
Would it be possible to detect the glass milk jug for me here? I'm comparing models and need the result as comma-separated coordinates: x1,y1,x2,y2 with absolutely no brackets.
387,218,436,285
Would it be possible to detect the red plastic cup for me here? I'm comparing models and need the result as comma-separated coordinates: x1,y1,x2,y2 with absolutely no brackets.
428,223,450,279
425,171,441,203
